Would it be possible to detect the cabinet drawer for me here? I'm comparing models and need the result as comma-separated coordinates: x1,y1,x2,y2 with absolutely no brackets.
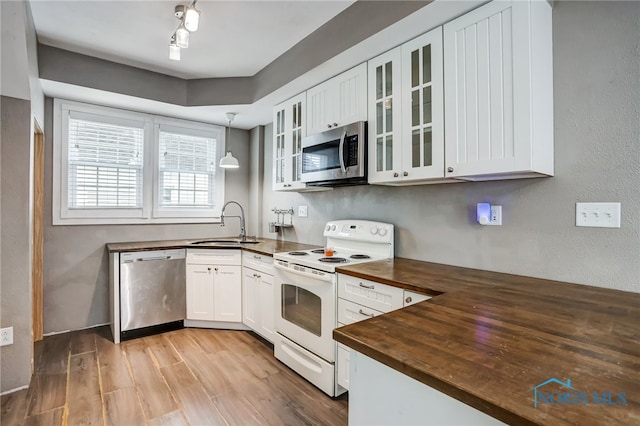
338,274,404,312
242,251,274,275
337,298,385,325
187,249,241,265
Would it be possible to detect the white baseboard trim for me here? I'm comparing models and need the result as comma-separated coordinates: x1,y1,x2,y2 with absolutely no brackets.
0,384,28,396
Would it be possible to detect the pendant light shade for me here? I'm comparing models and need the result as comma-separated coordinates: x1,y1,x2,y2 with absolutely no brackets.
220,113,239,169
219,152,239,168
184,3,200,32
175,23,189,48
169,37,181,60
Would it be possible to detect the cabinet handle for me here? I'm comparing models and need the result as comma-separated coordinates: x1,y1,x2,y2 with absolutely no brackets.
405,297,412,304
359,282,375,289
447,167,454,173
393,172,399,178
358,309,374,318
256,274,261,279
403,171,408,177
253,255,261,260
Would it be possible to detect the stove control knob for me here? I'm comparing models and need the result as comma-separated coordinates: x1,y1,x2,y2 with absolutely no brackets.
326,225,331,231
378,227,388,236
330,225,337,231
370,227,378,235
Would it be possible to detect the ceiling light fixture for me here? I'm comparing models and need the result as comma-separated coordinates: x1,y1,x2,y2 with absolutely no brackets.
169,35,181,61
220,113,240,169
169,2,200,60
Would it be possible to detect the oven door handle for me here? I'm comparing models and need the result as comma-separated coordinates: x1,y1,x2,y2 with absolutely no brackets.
274,262,333,283
338,128,347,173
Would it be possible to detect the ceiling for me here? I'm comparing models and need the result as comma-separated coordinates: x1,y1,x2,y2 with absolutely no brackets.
29,1,355,80
27,1,481,129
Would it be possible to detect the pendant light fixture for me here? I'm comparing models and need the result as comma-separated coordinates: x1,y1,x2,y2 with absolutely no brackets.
220,113,240,169
184,1,200,32
169,2,200,60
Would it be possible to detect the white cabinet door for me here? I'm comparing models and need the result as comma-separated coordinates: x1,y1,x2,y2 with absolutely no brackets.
367,27,445,185
368,47,403,184
213,265,242,322
257,272,275,343
273,93,307,191
444,0,553,180
307,63,367,136
400,27,444,181
242,266,258,330
337,343,351,391
186,264,215,321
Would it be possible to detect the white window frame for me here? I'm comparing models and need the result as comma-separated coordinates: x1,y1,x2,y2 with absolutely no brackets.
153,117,225,219
53,99,226,225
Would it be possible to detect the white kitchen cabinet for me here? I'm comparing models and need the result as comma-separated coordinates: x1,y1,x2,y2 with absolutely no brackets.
368,27,446,185
306,63,367,136
273,93,306,191
443,0,553,180
186,249,242,322
242,252,275,343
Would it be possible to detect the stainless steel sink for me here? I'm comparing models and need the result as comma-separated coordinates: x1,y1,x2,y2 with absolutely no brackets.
190,238,261,246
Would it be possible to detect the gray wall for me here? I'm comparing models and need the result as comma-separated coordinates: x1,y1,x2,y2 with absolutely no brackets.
42,98,252,334
261,1,640,293
1,96,33,393
1,0,46,393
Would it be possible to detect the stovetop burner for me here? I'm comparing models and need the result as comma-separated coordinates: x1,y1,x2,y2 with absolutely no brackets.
288,251,309,256
310,249,325,254
318,257,348,263
350,254,371,260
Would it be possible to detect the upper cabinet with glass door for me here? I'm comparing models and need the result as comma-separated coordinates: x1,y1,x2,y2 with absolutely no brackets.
368,27,446,185
272,93,306,191
273,93,330,192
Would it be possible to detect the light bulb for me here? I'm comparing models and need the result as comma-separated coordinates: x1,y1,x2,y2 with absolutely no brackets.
176,23,189,48
184,5,200,32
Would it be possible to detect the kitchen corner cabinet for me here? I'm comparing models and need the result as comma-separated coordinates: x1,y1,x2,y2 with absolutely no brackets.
306,63,367,136
443,0,554,180
186,249,242,322
242,252,275,343
368,27,446,185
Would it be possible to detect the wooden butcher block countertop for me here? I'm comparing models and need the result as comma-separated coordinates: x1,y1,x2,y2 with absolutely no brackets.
334,258,640,425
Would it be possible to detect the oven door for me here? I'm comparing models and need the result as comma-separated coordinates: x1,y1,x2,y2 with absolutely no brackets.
274,263,336,362
301,121,366,184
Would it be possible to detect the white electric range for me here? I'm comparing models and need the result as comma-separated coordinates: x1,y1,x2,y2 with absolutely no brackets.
272,220,394,396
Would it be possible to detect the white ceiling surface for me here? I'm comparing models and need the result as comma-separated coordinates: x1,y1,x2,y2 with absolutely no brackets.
31,1,482,129
29,0,354,79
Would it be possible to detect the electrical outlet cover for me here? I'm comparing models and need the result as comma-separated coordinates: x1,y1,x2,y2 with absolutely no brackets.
0,327,13,346
298,205,308,218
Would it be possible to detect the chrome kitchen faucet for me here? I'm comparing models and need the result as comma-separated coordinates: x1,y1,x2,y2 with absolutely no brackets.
220,201,247,241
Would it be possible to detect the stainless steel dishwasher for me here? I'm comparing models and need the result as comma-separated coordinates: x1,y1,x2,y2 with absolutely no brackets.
120,249,186,340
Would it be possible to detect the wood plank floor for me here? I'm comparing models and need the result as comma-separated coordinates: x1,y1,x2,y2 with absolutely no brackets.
1,327,348,425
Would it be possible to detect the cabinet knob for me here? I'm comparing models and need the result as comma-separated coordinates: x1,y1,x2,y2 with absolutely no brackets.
405,296,412,304
327,124,332,129
207,267,211,272
256,274,261,279
393,172,399,178
447,167,454,173
333,123,338,127
403,171,408,177
214,267,219,272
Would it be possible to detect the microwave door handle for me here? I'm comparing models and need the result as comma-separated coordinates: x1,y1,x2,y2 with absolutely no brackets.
339,129,347,173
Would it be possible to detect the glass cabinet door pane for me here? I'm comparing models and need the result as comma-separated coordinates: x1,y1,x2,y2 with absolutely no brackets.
423,86,432,124
422,45,431,84
282,284,321,337
423,127,432,167
411,90,420,127
411,49,419,87
376,65,383,100
376,137,383,172
385,102,393,132
385,62,393,97
412,129,420,168
376,102,383,135
385,135,393,170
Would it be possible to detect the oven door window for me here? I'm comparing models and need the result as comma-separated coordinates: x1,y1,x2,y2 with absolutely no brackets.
281,284,321,337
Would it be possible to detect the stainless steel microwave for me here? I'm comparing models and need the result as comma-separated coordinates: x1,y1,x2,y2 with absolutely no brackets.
300,121,367,187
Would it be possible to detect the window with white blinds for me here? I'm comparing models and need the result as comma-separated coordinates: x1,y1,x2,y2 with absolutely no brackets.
158,129,217,208
53,100,226,225
68,117,144,208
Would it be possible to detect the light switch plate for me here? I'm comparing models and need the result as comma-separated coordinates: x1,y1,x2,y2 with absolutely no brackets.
298,205,308,218
0,327,13,346
576,202,621,228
